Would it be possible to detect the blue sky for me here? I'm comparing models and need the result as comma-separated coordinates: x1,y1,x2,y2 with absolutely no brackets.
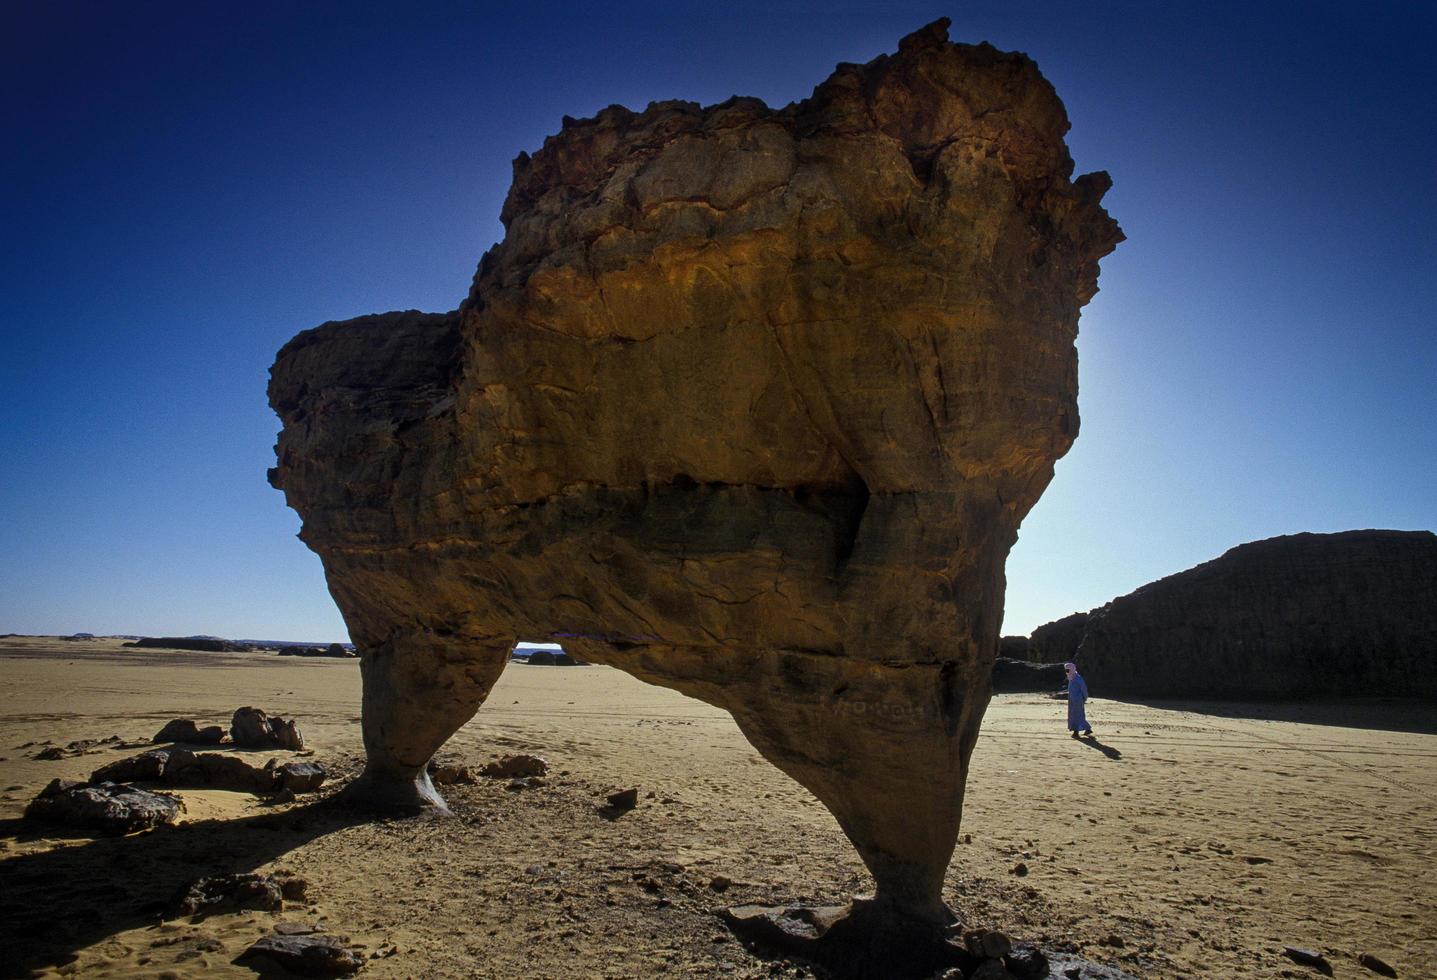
2,2,1433,641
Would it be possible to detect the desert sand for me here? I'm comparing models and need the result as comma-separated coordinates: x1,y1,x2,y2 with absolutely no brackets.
0,636,1433,979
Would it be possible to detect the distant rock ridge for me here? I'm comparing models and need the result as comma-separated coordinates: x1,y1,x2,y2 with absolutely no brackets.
1005,530,1437,698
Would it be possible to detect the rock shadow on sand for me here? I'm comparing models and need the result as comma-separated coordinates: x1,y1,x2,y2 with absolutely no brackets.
0,799,365,978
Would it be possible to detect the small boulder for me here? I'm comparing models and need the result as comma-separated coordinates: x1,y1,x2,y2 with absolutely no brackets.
480,754,547,779
25,779,184,835
153,719,227,745
964,929,1013,960
231,707,305,750
276,761,328,793
1283,946,1333,975
237,934,363,976
606,787,639,810
1004,944,1050,980
1357,953,1397,977
172,872,310,917
527,650,557,665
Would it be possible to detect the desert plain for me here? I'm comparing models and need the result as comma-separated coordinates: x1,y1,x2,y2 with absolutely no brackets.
0,635,1433,979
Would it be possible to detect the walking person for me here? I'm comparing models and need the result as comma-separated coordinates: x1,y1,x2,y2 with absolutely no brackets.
1064,661,1093,738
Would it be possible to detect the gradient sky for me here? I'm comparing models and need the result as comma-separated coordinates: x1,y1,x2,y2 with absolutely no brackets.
3,1,1433,642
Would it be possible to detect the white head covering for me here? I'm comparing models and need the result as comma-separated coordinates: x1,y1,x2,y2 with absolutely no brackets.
1063,662,1077,671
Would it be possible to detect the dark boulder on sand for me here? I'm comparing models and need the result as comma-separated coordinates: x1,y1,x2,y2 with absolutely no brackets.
25,779,184,835
232,706,305,750
153,718,226,744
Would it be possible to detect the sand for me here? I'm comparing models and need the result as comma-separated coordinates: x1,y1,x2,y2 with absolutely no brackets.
0,635,1433,979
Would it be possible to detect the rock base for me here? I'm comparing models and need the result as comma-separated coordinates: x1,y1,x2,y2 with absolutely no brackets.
720,903,1140,980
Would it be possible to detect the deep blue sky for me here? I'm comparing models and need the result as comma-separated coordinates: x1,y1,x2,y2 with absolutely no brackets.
3,2,1433,641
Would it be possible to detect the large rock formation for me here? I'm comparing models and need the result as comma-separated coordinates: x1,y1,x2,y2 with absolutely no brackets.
269,19,1120,930
1015,530,1437,698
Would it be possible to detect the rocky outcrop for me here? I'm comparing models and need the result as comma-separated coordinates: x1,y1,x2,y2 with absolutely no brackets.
1018,530,1437,698
990,657,1067,694
268,19,1120,930
132,636,255,652
278,643,357,658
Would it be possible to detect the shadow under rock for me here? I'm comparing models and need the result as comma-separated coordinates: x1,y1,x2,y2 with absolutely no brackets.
0,798,366,979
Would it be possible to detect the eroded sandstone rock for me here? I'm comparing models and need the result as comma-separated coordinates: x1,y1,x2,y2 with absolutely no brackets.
269,19,1120,929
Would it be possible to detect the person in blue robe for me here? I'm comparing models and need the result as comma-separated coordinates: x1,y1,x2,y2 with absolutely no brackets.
1064,661,1092,737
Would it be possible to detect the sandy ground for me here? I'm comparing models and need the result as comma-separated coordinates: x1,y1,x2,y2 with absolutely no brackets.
0,635,1433,979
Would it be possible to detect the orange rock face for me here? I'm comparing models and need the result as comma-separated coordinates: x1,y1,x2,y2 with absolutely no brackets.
269,19,1121,925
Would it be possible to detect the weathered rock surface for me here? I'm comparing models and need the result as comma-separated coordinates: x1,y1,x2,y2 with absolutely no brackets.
172,871,310,917
276,761,329,792
268,19,1119,928
25,778,184,835
89,748,326,794
232,706,306,750
237,934,364,976
479,754,548,779
1015,531,1437,698
153,718,227,744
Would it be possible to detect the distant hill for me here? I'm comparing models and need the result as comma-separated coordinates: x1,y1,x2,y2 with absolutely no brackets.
1005,530,1437,699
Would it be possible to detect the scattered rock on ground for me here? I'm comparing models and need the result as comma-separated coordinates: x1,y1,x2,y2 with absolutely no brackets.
237,933,364,976
153,719,226,744
1284,946,1334,975
231,706,305,750
1357,953,1398,977
1004,944,1049,980
33,735,129,759
427,761,477,785
89,748,325,795
172,872,310,917
91,749,170,783
606,787,639,811
276,761,328,792
964,929,1013,960
25,778,184,835
479,754,547,779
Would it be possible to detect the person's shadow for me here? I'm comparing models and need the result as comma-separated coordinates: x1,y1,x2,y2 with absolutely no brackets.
0,799,366,978
1075,734,1122,760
